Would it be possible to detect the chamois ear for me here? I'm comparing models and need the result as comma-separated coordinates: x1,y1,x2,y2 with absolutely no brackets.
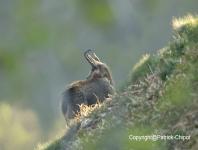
104,66,114,85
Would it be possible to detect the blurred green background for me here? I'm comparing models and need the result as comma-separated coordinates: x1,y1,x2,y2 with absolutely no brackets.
0,0,197,149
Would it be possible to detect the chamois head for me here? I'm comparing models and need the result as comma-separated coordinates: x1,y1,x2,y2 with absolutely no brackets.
84,49,113,85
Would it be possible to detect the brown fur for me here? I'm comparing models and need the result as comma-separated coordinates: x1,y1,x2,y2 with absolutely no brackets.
61,50,115,121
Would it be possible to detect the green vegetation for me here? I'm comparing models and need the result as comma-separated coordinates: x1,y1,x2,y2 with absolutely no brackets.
0,103,40,150
36,15,198,150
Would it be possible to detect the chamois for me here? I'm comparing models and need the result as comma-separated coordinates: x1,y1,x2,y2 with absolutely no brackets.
61,49,114,121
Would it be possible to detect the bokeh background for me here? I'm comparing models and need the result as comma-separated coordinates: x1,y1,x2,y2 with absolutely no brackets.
0,0,197,149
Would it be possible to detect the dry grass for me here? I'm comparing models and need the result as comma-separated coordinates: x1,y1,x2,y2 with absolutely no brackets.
172,14,198,30
75,101,103,120
133,54,150,72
